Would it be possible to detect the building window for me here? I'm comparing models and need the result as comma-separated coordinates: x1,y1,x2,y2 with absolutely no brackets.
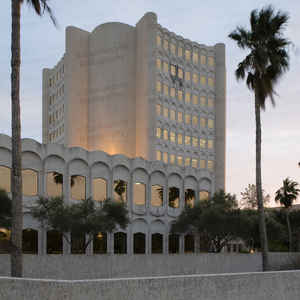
200,138,206,149
208,160,214,170
185,157,191,167
185,71,191,81
199,190,209,201
200,96,206,107
170,64,176,76
156,81,161,93
134,233,146,254
208,139,214,149
163,61,169,73
178,68,183,79
185,92,191,104
200,55,206,65
93,232,107,254
208,98,214,108
113,180,127,203
114,232,127,254
178,112,183,123
47,230,63,254
192,94,198,105
192,116,198,127
151,185,163,207
208,119,214,129
46,172,63,198
178,133,183,145
193,73,198,84
163,39,169,51
200,159,206,169
156,150,162,161
170,109,176,121
170,154,175,164
200,76,206,86
133,183,146,206
163,129,168,140
185,135,191,145
185,49,191,61
192,137,198,147
192,159,198,168
163,152,168,164
169,187,179,208
184,235,195,253
156,35,161,47
71,175,86,200
163,107,169,119
178,46,183,57
22,169,38,197
170,43,176,55
200,117,206,128
170,87,175,98
163,84,169,96
93,178,107,202
170,131,176,143
156,103,161,115
193,51,198,64
178,90,183,101
208,77,214,87
177,155,183,166
152,233,163,254
0,166,11,193
156,58,161,70
208,56,215,66
156,127,161,138
22,229,38,254
185,114,191,124
185,189,195,208
71,232,85,254
169,234,179,253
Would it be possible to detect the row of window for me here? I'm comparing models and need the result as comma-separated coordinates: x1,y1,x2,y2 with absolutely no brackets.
156,105,214,128
156,35,215,67
0,229,196,255
49,85,64,105
156,151,214,170
0,167,210,207
49,105,64,125
156,59,214,87
49,65,64,88
48,124,64,142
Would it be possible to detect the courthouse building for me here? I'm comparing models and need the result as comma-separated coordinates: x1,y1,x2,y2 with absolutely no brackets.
0,12,226,255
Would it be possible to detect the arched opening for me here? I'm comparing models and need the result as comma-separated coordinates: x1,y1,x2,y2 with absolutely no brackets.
114,232,127,254
151,185,163,207
133,233,146,254
71,175,86,200
168,187,179,208
184,235,195,253
0,228,10,253
133,183,146,206
151,233,163,254
47,230,63,254
46,172,63,197
113,180,127,203
185,189,195,208
71,233,85,254
169,234,179,254
22,229,38,254
92,178,107,202
0,166,11,193
199,190,210,201
93,232,107,254
22,169,38,196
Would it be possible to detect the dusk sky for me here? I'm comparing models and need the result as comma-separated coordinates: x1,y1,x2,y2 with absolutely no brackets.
0,0,299,206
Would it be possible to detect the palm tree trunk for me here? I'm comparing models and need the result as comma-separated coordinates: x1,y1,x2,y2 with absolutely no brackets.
286,209,292,252
10,0,23,277
255,91,269,271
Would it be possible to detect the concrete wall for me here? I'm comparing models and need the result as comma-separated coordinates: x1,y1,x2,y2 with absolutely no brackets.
1,270,300,300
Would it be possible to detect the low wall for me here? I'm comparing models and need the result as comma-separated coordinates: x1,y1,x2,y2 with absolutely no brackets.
0,254,262,279
1,271,300,300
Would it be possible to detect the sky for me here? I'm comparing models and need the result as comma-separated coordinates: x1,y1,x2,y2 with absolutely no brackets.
0,0,299,206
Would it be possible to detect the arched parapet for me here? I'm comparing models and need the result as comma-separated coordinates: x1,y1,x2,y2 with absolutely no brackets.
184,175,198,190
111,155,131,171
166,165,182,176
149,160,167,174
131,157,149,172
67,147,89,165
22,138,42,157
132,167,148,215
0,134,11,150
131,218,148,234
22,151,42,171
199,177,212,194
43,154,65,173
89,150,111,169
68,158,89,177
91,161,110,181
167,173,182,217
150,219,166,234
43,143,66,162
91,22,134,37
0,147,11,167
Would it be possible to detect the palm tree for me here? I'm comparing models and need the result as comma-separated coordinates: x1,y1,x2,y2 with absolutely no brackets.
275,178,300,252
229,6,290,271
11,0,56,277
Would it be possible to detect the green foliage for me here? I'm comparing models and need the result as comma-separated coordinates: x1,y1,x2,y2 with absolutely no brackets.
275,178,300,209
240,184,270,209
0,189,12,228
30,197,129,250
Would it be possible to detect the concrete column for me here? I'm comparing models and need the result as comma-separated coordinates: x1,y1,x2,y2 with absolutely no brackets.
127,227,133,255
63,233,71,255
164,233,168,254
195,235,201,253
86,234,93,255
179,235,184,254
148,231,152,254
107,232,113,255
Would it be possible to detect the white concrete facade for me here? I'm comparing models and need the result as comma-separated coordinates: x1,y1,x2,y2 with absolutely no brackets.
42,12,226,192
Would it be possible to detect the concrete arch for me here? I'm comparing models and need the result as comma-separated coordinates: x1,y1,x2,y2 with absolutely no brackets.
132,168,148,184
150,170,166,186
199,177,212,192
113,165,130,182
22,151,42,171
184,175,198,190
89,151,111,169
44,154,65,173
22,138,42,155
0,134,12,150
131,219,148,234
91,161,110,180
68,147,89,164
150,219,165,234
0,147,11,167
68,158,89,176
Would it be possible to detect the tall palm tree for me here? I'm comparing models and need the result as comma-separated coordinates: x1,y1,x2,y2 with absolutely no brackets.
275,178,300,252
229,6,290,271
11,0,56,277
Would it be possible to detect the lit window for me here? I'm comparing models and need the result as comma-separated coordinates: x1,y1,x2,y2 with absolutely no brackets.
178,133,183,144
208,56,215,67
170,131,176,143
156,150,162,161
113,180,127,203
200,76,206,86
170,64,176,76
200,160,206,169
185,92,191,104
133,183,146,206
192,95,198,105
200,96,206,107
163,152,168,163
192,116,198,126
163,107,169,118
185,157,191,166
200,138,206,148
208,160,214,170
168,187,179,208
163,39,169,51
156,127,161,138
152,185,163,207
170,43,176,55
185,135,191,145
208,119,214,129
170,87,175,98
163,84,169,96
208,98,214,108
192,137,198,147
199,190,209,201
185,71,191,81
185,114,191,124
163,129,168,140
208,139,214,149
185,49,191,61
163,61,169,73
156,104,161,115
178,90,183,101
200,117,206,128
177,156,183,166
156,81,161,93
0,166,11,193
170,154,175,164
93,178,107,202
178,47,183,57
170,109,176,121
192,159,198,168
208,77,214,87
193,51,198,64
178,112,183,123
156,58,161,70
71,175,86,201
178,68,183,79
193,73,198,84
22,169,38,197
200,55,206,65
